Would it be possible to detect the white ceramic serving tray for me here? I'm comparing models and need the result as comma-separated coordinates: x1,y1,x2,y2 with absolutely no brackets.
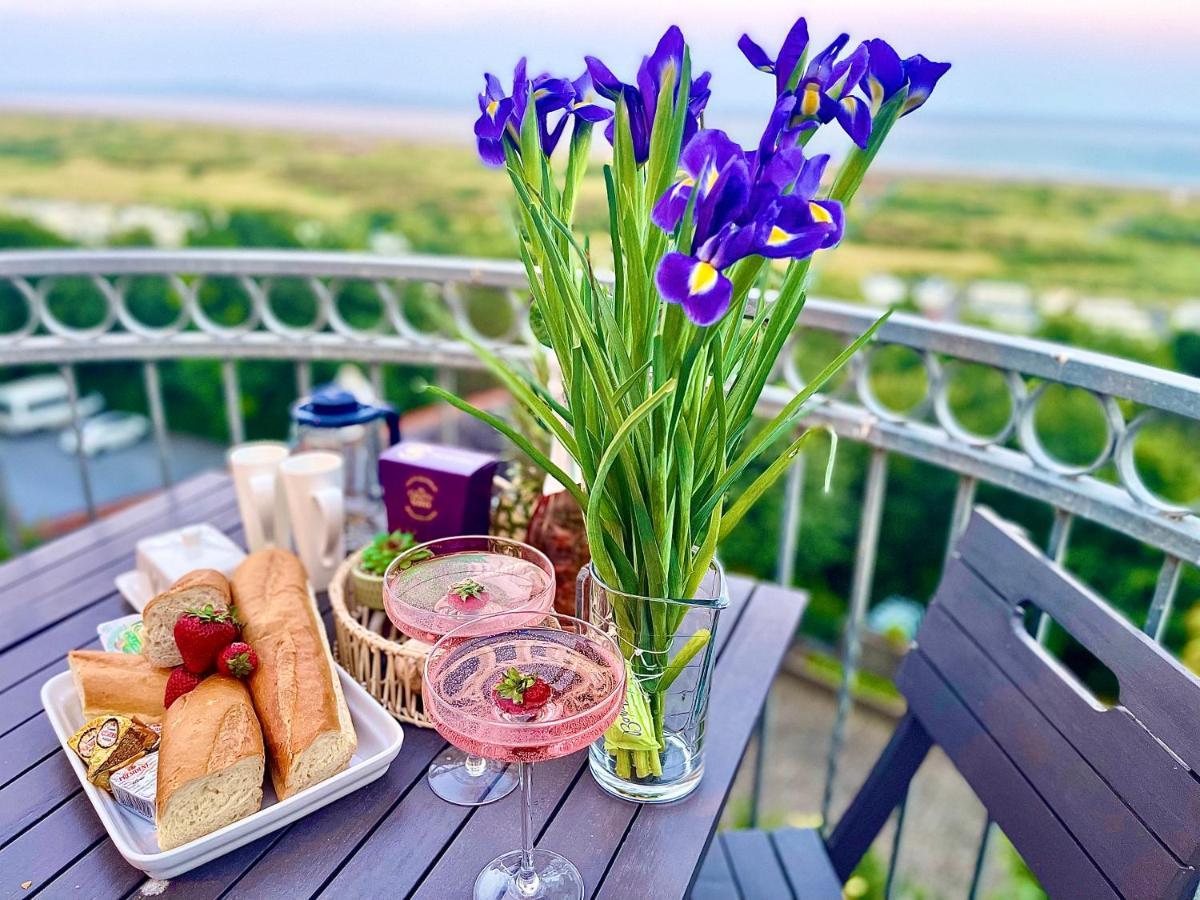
41,665,404,880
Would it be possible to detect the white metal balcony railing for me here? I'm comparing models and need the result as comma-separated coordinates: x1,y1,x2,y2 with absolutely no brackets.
1,249,1198,893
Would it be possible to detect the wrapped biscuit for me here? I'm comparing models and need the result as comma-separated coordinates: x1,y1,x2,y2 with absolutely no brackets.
67,715,159,790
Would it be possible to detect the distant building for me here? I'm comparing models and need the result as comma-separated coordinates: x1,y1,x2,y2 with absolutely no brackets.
1073,297,1160,340
964,280,1038,333
1171,301,1200,333
860,273,907,307
1039,288,1075,318
913,277,956,318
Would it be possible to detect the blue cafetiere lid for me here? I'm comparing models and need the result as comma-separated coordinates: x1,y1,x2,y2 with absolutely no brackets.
291,383,401,443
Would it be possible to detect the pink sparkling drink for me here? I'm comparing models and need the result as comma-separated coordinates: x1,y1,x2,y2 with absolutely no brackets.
424,612,626,900
385,546,554,644
424,624,625,762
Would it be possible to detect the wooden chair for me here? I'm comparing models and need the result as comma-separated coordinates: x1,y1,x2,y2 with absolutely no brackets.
693,507,1200,899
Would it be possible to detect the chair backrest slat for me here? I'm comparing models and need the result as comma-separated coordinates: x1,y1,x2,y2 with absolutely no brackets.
899,649,1121,900
893,507,1200,899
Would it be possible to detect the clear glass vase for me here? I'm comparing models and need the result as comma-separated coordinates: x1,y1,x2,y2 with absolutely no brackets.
579,561,729,804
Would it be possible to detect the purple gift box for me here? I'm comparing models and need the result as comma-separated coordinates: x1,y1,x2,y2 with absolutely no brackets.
378,440,499,542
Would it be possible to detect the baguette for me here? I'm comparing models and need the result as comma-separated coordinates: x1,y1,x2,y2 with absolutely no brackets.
231,549,356,800
68,650,170,724
156,675,265,851
142,569,231,668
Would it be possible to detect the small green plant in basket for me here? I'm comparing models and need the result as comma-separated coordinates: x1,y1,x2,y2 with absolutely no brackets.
353,530,430,610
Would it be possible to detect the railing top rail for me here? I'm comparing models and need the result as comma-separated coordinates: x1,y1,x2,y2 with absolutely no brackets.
0,248,530,287
1,248,1195,416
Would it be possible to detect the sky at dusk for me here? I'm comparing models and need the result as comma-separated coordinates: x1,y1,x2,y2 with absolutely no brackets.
1,0,1197,132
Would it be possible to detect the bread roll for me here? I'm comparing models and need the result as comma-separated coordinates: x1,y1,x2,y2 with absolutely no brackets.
142,569,231,668
156,675,264,851
68,650,170,724
231,549,356,800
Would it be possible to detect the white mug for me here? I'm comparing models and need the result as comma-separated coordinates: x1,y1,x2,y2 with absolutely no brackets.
227,442,291,552
279,451,345,591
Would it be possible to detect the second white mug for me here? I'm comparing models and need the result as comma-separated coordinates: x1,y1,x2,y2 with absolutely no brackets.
278,451,345,591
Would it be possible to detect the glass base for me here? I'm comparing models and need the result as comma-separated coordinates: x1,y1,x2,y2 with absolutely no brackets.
588,733,704,803
427,748,519,806
474,849,583,900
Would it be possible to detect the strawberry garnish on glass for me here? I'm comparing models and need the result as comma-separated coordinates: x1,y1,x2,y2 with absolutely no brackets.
445,577,491,612
493,667,552,716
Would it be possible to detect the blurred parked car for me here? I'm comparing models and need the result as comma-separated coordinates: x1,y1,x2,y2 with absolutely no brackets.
0,374,103,434
59,411,150,457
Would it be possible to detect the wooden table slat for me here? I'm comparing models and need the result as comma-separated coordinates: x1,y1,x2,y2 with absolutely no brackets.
218,728,446,900
14,488,240,615
32,835,146,900
0,471,228,592
0,753,80,847
595,582,806,899
0,474,233,610
0,713,65,791
0,792,107,899
720,829,795,900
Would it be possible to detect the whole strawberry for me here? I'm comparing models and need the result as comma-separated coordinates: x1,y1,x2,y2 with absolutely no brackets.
216,642,259,679
493,667,552,716
164,666,204,708
174,604,239,673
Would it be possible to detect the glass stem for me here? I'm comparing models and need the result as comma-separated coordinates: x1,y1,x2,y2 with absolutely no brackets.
516,762,540,895
464,753,487,777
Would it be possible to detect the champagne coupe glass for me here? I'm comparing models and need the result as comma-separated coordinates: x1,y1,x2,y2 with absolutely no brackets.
425,611,626,900
384,535,555,806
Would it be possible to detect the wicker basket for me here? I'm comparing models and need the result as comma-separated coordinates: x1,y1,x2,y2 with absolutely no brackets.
329,549,433,728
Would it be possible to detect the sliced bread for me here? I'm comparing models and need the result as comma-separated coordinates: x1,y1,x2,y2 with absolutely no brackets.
142,568,231,668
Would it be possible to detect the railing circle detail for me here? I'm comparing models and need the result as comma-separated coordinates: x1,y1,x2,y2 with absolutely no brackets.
854,343,934,423
1016,383,1125,476
30,276,118,341
1115,411,1197,517
930,360,1027,447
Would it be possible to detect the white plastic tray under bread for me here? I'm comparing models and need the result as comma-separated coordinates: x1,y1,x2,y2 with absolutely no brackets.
42,663,404,880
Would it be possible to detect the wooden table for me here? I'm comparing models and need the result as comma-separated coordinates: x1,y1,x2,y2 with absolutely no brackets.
0,471,807,899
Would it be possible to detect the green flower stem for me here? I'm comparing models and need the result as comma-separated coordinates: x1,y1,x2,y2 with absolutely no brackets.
657,627,712,694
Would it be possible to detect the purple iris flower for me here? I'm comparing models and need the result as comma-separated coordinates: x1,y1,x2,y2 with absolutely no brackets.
473,61,604,166
737,17,809,95
740,18,873,149
860,39,951,116
586,26,711,164
652,129,843,326
474,60,525,167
